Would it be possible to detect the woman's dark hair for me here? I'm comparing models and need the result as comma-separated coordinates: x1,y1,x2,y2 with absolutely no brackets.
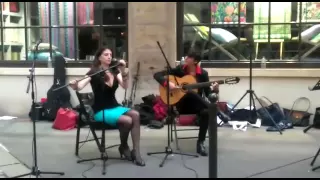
91,47,115,82
92,47,111,68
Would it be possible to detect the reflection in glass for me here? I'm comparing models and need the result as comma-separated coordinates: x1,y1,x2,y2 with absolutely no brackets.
102,27,126,59
51,2,75,26
76,2,95,25
298,24,320,61
26,2,49,27
211,2,246,24
102,2,127,25
77,27,100,60
1,2,25,27
76,2,127,25
298,2,320,23
50,28,76,60
2,28,26,60
183,2,211,24
26,28,64,62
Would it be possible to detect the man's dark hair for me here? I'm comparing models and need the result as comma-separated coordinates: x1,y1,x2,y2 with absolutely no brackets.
187,51,202,63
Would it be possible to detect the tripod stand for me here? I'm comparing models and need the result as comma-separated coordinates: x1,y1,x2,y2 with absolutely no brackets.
147,41,198,167
12,39,65,178
122,62,140,108
230,28,282,134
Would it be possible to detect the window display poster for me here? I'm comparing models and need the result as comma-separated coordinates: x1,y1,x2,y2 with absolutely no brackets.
211,2,246,24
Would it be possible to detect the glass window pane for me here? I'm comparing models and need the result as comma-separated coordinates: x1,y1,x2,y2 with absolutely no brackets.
182,26,209,60
298,2,320,23
26,2,49,27
77,26,101,60
26,27,51,61
299,23,320,61
50,2,75,26
2,2,25,27
211,2,247,24
101,2,127,25
2,27,26,60
76,2,97,25
51,28,76,60
102,27,127,59
184,2,211,24
207,26,242,61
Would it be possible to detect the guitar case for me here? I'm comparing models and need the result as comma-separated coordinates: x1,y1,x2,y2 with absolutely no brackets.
43,55,72,121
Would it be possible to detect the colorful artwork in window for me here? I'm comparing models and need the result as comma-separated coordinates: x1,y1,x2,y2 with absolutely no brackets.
211,2,246,24
298,2,320,22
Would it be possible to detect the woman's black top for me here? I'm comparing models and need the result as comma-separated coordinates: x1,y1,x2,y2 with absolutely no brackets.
86,68,120,113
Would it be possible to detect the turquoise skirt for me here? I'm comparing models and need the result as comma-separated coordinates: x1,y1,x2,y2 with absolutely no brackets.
94,106,130,127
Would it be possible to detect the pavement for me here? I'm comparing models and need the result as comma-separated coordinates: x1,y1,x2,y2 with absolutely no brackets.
1,119,320,178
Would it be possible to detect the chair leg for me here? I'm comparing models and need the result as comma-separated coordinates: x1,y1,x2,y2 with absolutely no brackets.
77,127,125,175
172,119,181,150
170,119,174,142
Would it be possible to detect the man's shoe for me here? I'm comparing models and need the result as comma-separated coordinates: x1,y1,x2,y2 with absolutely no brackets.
197,141,208,156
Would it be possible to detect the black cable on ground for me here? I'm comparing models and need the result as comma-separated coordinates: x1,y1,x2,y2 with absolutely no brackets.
77,129,96,178
178,148,199,178
244,155,315,178
0,163,20,168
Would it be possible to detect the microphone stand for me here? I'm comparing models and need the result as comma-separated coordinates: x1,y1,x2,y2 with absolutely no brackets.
122,62,140,108
12,40,65,178
127,61,140,108
147,41,198,168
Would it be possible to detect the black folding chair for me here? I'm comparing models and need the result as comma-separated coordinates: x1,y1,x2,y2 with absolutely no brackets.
171,113,208,142
74,91,124,175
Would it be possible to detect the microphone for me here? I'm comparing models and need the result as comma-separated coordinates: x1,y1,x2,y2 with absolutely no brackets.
308,86,314,91
35,39,42,46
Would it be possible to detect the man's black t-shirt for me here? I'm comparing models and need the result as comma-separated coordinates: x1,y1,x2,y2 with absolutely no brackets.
86,68,120,113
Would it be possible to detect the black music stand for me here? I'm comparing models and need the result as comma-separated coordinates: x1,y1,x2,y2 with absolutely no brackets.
230,28,282,134
11,40,65,178
147,41,198,167
304,80,320,133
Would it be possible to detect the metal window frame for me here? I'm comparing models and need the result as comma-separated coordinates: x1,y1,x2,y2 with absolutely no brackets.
0,2,128,68
177,2,320,69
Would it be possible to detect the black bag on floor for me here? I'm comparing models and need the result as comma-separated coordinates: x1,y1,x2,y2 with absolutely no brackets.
256,96,285,126
28,102,46,121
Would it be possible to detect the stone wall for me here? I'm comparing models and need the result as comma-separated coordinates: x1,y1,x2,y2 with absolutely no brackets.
128,2,177,99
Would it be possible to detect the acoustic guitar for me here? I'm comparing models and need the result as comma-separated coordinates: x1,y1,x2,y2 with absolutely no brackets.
159,75,240,105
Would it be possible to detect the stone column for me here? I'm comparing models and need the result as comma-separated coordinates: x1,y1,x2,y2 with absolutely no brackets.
127,2,177,103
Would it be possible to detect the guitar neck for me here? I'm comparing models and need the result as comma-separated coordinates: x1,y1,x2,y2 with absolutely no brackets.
184,80,225,90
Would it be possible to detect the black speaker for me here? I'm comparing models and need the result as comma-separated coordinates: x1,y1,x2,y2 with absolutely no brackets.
313,107,320,128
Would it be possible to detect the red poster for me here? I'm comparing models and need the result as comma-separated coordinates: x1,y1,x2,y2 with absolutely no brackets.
9,2,19,13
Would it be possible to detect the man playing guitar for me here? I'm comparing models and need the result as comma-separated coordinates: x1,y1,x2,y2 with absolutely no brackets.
153,51,219,156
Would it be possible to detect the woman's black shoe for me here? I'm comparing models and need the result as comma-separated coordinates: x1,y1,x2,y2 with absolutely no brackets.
131,149,145,167
118,145,132,161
